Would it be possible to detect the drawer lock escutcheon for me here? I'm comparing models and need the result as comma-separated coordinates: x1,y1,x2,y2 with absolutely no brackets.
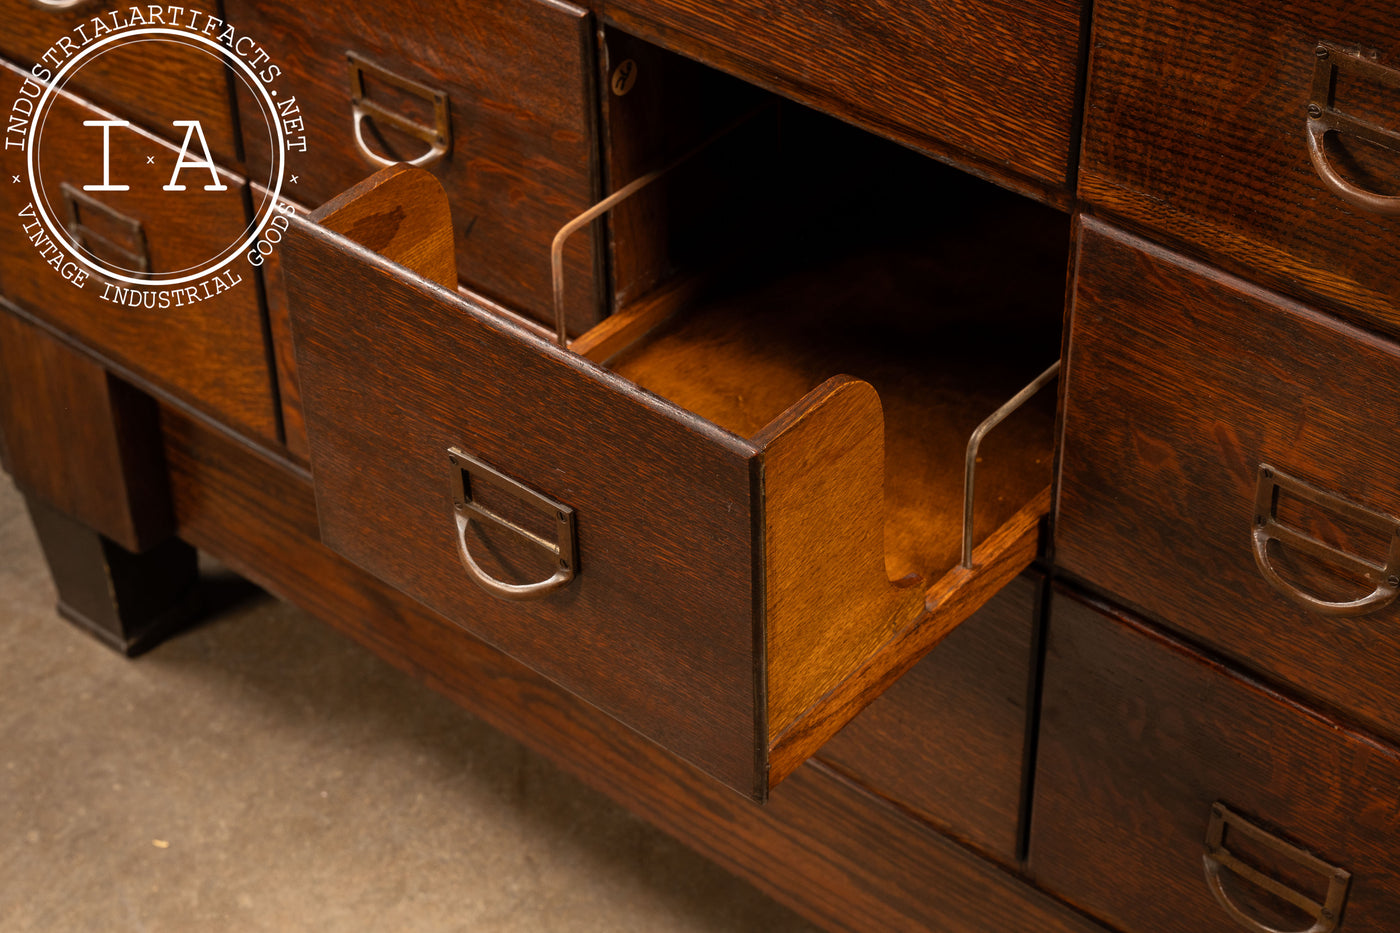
1203,803,1351,933
448,449,577,601
347,52,451,170
1252,464,1400,617
1307,42,1400,215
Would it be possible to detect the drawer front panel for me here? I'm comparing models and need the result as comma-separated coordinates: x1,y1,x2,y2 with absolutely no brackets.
1081,1,1400,337
1057,218,1400,743
283,218,760,794
605,0,1084,194
1031,587,1400,933
0,4,238,164
225,0,602,336
0,64,276,441
817,572,1042,864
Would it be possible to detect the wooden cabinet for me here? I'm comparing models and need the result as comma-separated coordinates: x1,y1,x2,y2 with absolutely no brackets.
1,0,1396,930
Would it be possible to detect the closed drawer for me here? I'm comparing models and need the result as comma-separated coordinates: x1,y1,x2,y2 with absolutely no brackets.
818,572,1043,864
283,112,1067,798
1030,585,1400,933
1081,1,1400,337
605,0,1085,197
0,62,276,441
1056,218,1400,746
224,0,603,337
0,3,238,164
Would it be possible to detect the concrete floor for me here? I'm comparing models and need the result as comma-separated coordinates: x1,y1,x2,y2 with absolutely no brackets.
0,472,821,932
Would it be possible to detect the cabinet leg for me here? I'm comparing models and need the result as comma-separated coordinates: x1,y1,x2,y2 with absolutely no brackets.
23,493,198,656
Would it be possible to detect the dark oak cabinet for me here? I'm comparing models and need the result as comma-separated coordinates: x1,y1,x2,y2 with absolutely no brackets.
2,2,1397,930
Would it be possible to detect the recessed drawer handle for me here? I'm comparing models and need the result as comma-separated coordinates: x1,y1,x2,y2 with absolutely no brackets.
61,182,151,275
448,449,577,600
1306,42,1400,215
1203,803,1351,933
1252,464,1400,617
347,52,451,170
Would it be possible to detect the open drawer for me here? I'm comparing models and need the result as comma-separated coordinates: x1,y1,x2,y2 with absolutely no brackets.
283,87,1066,798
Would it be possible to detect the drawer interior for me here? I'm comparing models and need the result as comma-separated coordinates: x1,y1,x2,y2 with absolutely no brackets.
284,33,1072,798
590,35,1069,590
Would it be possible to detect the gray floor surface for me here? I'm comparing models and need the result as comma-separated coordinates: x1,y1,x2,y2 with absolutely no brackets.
0,472,821,932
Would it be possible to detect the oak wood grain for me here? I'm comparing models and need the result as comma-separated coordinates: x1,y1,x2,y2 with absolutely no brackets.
0,302,173,552
1057,218,1400,747
817,573,1044,866
757,375,926,746
23,492,197,656
1031,585,1400,933
283,162,1061,796
159,403,1108,933
769,489,1049,788
569,271,700,364
224,0,604,335
0,0,239,164
0,61,277,442
285,210,763,796
1080,0,1400,337
604,0,1084,197
309,164,457,288
597,28,777,311
250,184,309,462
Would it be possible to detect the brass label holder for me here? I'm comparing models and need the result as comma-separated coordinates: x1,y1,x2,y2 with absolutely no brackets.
1306,41,1400,214
1252,464,1400,616
61,182,151,275
347,52,451,169
1203,802,1351,933
448,448,577,601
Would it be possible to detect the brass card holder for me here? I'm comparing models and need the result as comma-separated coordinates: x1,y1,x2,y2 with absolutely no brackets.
549,105,775,348
347,52,451,169
961,360,1059,569
448,448,577,600
61,182,150,275
1307,42,1400,215
1252,464,1400,616
1203,802,1351,933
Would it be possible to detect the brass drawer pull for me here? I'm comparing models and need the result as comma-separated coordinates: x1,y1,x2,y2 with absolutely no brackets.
1252,464,1400,616
61,182,151,276
1306,42,1400,215
448,449,577,600
347,52,451,169
1203,803,1351,933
